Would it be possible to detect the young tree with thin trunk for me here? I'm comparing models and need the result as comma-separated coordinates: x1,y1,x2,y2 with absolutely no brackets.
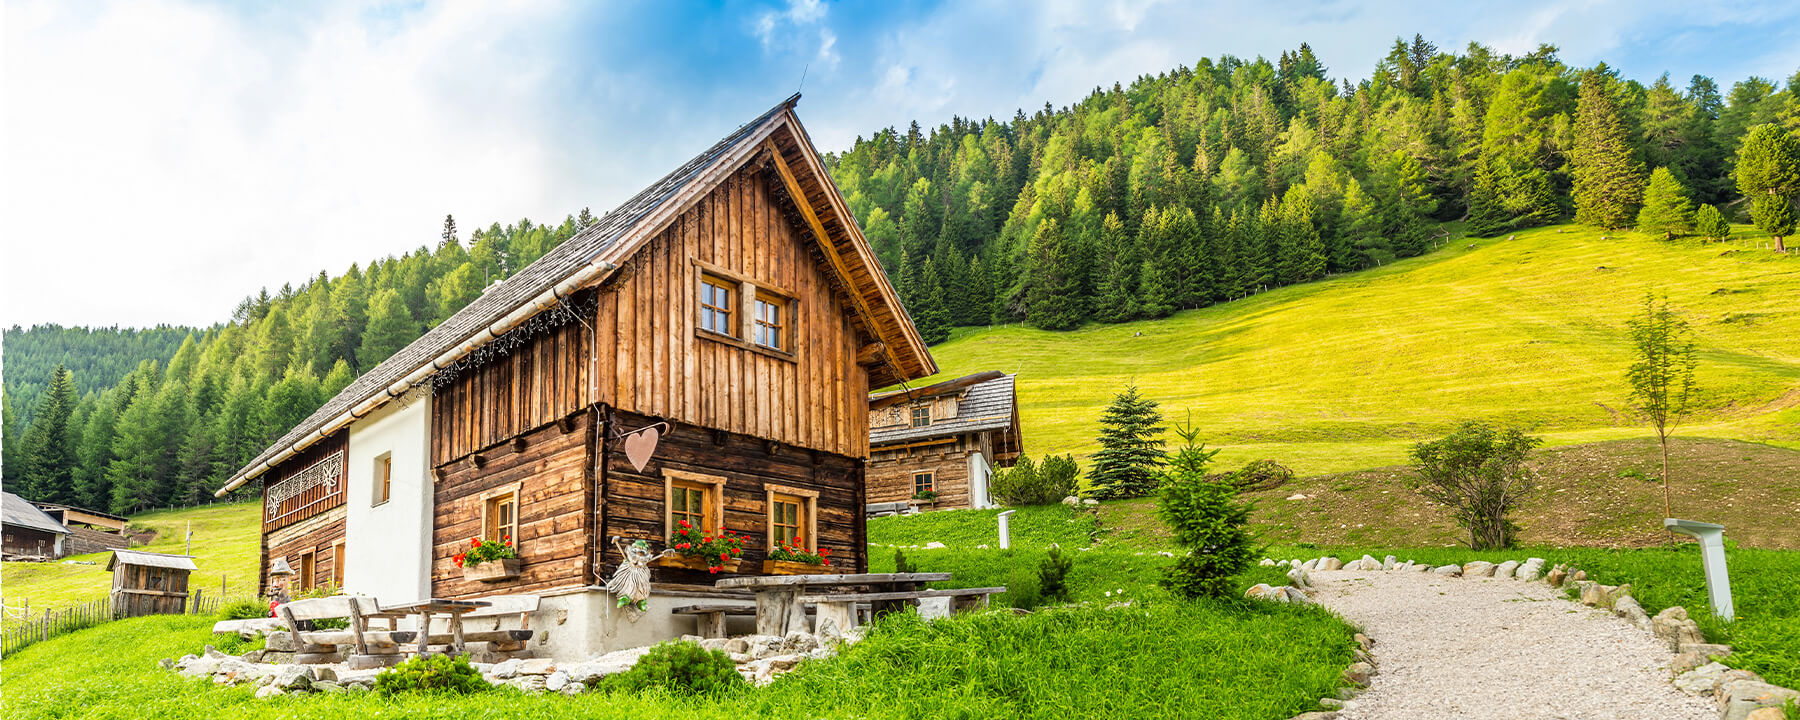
1624,294,1699,519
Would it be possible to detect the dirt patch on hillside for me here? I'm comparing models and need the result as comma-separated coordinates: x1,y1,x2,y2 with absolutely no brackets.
1242,437,1800,550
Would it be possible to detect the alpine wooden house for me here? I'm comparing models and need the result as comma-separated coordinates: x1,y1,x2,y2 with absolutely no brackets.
866,372,1022,511
216,96,936,658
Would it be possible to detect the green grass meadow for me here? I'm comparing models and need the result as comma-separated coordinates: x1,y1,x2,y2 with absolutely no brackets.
1,501,262,613
913,224,1799,475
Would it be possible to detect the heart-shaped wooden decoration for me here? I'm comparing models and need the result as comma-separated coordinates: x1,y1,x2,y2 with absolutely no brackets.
623,427,660,472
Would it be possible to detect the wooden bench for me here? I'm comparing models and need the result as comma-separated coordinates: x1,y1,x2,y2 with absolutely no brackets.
277,596,400,668
798,587,1004,636
379,595,540,658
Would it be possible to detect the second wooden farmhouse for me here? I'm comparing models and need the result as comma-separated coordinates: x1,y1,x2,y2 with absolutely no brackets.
215,95,936,658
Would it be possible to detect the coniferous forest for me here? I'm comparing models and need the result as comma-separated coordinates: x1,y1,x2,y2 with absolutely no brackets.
5,37,1800,514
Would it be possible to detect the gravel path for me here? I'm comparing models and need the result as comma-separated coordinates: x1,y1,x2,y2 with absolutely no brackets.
1310,568,1717,720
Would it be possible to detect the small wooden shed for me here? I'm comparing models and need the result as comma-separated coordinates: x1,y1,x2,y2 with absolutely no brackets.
107,549,198,617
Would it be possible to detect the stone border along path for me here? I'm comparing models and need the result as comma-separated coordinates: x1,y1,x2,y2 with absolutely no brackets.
1250,555,1799,720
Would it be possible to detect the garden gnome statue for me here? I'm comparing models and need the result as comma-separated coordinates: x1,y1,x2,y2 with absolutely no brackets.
607,538,671,617
266,557,295,615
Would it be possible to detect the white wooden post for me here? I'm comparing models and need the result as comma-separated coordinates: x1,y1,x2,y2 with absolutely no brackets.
1664,518,1734,621
997,510,1016,550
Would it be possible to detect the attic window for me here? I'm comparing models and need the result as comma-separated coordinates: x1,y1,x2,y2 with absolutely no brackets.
911,405,931,428
700,275,735,337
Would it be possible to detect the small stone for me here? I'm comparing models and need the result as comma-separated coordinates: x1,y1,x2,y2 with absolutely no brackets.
1571,569,1588,581
1353,633,1373,651
1494,560,1520,579
923,541,947,549
1433,565,1462,576
1259,558,1277,566
1719,680,1800,720
1359,554,1380,570
1680,642,1733,659
1290,714,1339,720
784,631,819,653
1321,557,1343,571
313,666,339,682
1245,583,1278,601
560,680,586,696
1282,587,1312,605
1319,697,1346,710
1082,499,1099,506
1301,559,1319,571
1462,561,1495,577
1516,558,1546,582
1381,555,1397,571
1343,661,1376,685
1744,708,1788,720
254,685,285,699
699,638,730,652
1285,493,1308,501
1287,567,1313,590
1546,567,1568,587
724,638,750,654
1613,595,1651,630
492,659,523,679
766,653,803,671
1061,496,1080,506
512,675,548,693
312,681,345,694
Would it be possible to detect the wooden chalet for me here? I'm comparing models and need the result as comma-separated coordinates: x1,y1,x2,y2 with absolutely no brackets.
2,490,71,559
30,501,131,555
866,372,1022,511
215,95,937,658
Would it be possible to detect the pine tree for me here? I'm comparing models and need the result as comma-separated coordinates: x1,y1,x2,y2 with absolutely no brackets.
912,257,951,344
20,365,79,503
322,359,356,396
1088,384,1168,500
1752,194,1796,251
262,366,325,443
1635,167,1695,239
440,214,459,248
1695,203,1732,241
1466,163,1512,237
1094,213,1141,323
1024,219,1085,330
1276,189,1326,283
1571,70,1646,229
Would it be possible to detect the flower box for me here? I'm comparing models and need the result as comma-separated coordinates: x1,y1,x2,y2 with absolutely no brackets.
654,554,743,573
762,559,830,576
462,558,521,583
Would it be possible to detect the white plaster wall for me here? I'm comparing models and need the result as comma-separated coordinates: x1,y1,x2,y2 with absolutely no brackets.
968,451,993,509
343,388,433,604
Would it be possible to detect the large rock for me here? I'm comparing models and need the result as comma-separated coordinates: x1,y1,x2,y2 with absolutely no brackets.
1719,679,1800,720
264,632,295,652
1653,606,1706,651
565,647,650,683
1061,496,1080,507
1381,555,1397,571
1343,661,1376,685
1287,567,1313,589
1462,561,1495,577
545,671,569,693
1672,644,1733,674
1545,565,1568,587
1494,560,1520,579
1259,558,1277,566
1516,558,1546,582
1244,583,1279,601
268,664,314,692
1281,587,1312,605
1673,662,1732,695
491,658,523,679
511,675,548,693
1321,557,1344,571
1301,559,1319,571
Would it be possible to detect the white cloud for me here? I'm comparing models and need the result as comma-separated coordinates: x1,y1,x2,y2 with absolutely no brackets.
1,0,598,328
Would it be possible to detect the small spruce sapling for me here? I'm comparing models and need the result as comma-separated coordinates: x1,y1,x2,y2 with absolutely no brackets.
1038,546,1074,603
1694,204,1731,242
1156,415,1256,600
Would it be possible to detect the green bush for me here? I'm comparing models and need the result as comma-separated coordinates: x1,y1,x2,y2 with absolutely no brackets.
894,548,917,574
1158,420,1256,600
374,654,489,696
1038,547,1074,603
218,599,269,621
992,454,1080,506
600,640,744,696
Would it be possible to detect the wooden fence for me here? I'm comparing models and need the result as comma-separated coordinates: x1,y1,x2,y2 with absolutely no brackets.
1,590,237,657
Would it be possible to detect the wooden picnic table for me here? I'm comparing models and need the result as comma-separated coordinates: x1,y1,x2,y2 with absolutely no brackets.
370,599,491,656
715,572,950,636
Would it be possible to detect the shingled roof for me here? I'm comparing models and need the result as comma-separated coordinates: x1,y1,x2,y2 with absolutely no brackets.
870,373,1019,446
220,95,934,494
2,491,70,536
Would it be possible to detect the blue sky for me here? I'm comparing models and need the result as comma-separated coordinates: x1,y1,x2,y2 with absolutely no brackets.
4,0,1798,328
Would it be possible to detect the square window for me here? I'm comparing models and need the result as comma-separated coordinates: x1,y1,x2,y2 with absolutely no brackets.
700,275,734,336
911,405,931,427
913,472,934,495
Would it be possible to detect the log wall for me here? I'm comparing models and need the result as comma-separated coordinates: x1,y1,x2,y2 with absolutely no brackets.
601,408,866,581
867,432,983,509
430,413,592,599
266,504,345,591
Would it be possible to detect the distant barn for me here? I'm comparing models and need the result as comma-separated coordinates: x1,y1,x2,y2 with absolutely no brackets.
2,491,70,559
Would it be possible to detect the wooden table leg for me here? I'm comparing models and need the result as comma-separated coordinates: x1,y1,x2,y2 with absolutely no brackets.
451,612,466,654
415,611,432,656
755,589,807,637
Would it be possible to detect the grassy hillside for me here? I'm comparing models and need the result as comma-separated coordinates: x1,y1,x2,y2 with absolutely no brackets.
1,502,261,613
915,223,1799,475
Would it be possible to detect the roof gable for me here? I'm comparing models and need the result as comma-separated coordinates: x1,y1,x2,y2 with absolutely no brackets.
869,373,1019,446
220,95,933,494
